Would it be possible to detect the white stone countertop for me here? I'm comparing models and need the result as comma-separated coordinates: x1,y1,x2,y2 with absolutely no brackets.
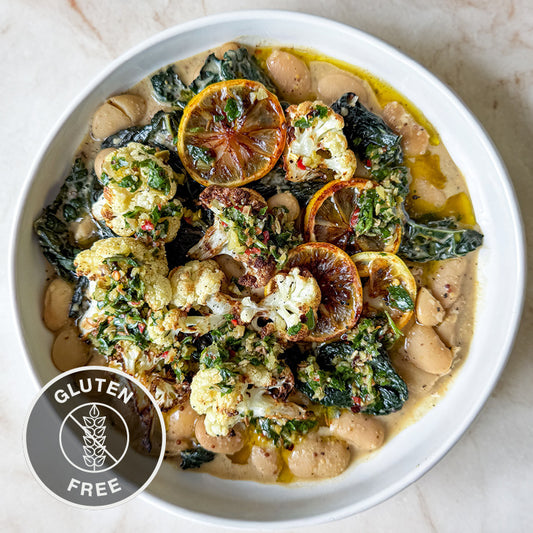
1,1,532,532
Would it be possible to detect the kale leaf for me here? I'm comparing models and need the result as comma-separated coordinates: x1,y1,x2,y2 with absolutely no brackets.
151,48,276,110
33,159,90,280
332,92,407,195
151,66,194,109
190,48,276,94
180,446,216,470
101,110,182,154
255,418,318,449
399,215,484,262
294,319,408,415
333,92,483,261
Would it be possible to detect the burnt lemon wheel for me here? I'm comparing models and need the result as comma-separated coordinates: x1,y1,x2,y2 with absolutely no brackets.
351,251,417,330
285,242,363,342
304,178,402,254
177,79,286,187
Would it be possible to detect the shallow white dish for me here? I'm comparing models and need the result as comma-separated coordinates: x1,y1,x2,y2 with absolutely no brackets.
11,9,525,528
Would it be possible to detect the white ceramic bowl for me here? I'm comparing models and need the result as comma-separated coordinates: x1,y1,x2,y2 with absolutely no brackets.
11,10,525,528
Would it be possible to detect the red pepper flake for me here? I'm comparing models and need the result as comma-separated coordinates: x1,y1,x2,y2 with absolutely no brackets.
255,227,262,235
221,221,228,228
351,396,362,413
297,158,306,171
349,207,360,228
138,323,146,334
231,319,239,326
262,230,270,243
160,350,169,358
245,247,261,256
365,159,372,167
141,220,154,231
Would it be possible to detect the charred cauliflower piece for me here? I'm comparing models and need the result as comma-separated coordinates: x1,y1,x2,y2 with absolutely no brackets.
169,259,225,310
259,267,321,341
284,101,357,182
162,259,261,336
190,367,248,436
190,328,308,437
188,186,301,287
75,237,171,311
99,142,183,243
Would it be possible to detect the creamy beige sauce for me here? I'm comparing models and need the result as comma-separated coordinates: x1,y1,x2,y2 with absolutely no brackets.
43,43,480,484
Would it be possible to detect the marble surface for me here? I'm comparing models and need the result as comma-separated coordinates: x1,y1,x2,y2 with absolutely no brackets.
1,0,532,531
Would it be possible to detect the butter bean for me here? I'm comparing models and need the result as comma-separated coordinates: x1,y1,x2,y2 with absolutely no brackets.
250,445,281,480
266,50,312,102
94,147,116,178
382,102,429,156
91,94,146,140
404,323,453,375
288,435,350,479
330,411,385,451
43,278,73,332
317,73,380,112
52,325,90,371
416,287,445,326
214,41,240,59
194,416,244,455
267,192,300,221
427,258,467,309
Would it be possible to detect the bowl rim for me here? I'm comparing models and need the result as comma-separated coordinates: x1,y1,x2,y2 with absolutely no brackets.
10,9,526,528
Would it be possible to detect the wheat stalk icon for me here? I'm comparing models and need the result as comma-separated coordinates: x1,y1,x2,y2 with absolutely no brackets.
81,404,107,471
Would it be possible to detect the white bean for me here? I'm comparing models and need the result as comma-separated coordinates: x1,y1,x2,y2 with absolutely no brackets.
71,215,98,247
404,323,453,375
194,417,244,455
43,278,73,332
427,258,467,309
91,94,146,140
382,102,429,156
52,325,90,371
165,402,197,456
267,192,300,221
107,94,146,123
416,287,445,326
250,445,281,480
317,73,380,112
436,305,461,347
266,50,312,102
167,402,197,441
330,411,385,451
94,147,116,178
287,435,350,479
214,41,240,59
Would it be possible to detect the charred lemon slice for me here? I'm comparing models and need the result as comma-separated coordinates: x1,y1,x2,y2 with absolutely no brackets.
286,242,363,342
351,251,417,330
177,79,286,187
304,178,402,254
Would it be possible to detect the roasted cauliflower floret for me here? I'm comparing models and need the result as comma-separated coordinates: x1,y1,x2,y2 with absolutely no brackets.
188,186,278,287
284,101,357,182
259,267,321,340
188,186,302,287
169,259,225,310
190,367,247,436
75,237,171,310
99,142,183,242
158,260,261,337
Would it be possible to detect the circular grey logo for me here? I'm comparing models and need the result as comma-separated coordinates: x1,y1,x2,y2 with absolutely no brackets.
24,367,166,508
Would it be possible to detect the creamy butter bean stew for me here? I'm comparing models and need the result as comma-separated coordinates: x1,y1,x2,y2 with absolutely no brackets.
35,43,483,482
